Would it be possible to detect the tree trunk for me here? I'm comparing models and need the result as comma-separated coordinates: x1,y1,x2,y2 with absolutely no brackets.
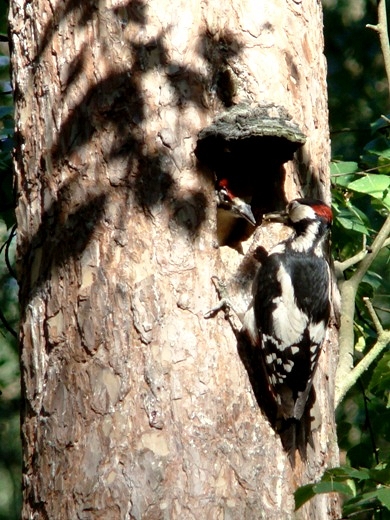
10,0,340,518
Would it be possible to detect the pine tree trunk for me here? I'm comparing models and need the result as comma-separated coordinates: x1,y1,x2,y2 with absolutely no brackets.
10,0,340,518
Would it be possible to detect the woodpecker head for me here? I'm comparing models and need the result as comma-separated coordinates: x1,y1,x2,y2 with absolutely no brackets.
263,198,332,253
217,179,256,226
263,198,332,229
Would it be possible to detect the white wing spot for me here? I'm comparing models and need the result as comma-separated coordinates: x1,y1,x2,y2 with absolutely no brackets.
272,264,308,345
271,244,286,254
309,321,326,345
242,306,258,345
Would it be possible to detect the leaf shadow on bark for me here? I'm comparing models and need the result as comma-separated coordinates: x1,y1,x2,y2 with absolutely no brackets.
16,169,108,322
16,1,253,320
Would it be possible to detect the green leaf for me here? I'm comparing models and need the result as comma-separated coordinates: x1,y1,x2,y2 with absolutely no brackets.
294,480,354,510
0,106,13,119
325,466,371,481
331,161,359,174
364,271,383,290
348,174,390,200
369,352,390,398
364,136,390,157
383,192,390,209
369,465,390,486
371,115,390,135
331,161,359,187
314,481,354,495
294,483,316,510
377,487,390,510
343,490,381,516
333,204,370,235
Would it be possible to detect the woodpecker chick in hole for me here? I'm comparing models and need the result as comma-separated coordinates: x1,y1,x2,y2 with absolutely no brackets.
217,179,256,225
216,178,256,246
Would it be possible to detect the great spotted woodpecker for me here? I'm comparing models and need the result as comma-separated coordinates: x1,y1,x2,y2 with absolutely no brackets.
217,179,256,226
242,198,333,422
216,178,256,246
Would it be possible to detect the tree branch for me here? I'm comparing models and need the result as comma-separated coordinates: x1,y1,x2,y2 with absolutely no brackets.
335,300,390,406
334,1,390,406
364,297,384,335
367,0,390,102
335,0,390,407
335,213,390,407
333,243,367,277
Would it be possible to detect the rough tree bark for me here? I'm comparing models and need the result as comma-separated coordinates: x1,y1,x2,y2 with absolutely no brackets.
10,0,340,518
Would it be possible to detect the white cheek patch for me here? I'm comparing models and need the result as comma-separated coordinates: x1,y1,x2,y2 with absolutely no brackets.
290,222,320,253
289,203,316,222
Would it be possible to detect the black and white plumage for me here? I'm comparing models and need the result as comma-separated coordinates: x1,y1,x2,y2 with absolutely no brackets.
243,198,333,422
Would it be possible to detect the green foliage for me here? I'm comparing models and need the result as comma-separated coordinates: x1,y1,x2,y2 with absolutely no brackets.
294,19,390,504
314,113,390,517
323,0,390,160
295,465,390,517
370,351,390,401
0,5,21,518
332,118,390,320
295,4,390,514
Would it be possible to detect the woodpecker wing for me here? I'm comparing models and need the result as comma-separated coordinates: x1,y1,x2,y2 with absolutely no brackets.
253,249,330,420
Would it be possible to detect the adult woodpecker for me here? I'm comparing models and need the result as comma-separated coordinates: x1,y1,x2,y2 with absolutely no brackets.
242,198,333,425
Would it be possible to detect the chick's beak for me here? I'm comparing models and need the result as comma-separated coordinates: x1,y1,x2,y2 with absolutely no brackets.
232,198,256,226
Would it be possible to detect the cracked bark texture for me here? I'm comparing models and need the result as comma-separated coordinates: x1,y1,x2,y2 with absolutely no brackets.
10,0,340,518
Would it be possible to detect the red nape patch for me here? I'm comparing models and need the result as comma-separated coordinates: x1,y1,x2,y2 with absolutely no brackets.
312,203,333,223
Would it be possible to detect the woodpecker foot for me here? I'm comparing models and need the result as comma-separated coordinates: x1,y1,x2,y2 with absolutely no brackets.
204,276,237,320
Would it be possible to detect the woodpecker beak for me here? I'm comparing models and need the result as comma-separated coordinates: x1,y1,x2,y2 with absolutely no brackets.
262,208,289,224
231,198,256,226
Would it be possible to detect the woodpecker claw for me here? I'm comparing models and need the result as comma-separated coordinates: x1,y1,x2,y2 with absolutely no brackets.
204,277,231,319
203,299,229,319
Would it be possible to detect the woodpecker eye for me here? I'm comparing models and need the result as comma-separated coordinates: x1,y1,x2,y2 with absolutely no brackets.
218,188,231,203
